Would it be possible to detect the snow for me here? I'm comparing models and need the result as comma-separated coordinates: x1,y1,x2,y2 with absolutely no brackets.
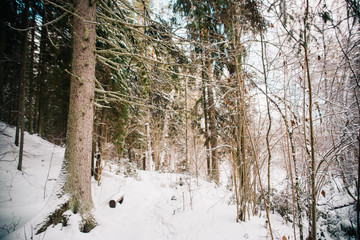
0,122,64,239
0,121,295,240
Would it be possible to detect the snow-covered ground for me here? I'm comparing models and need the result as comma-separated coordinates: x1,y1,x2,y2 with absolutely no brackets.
0,122,294,240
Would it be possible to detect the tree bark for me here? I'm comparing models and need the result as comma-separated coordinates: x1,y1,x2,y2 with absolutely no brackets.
233,38,247,222
202,60,211,177
246,123,274,240
159,103,170,169
207,59,219,183
357,129,359,240
0,19,5,110
17,0,30,171
37,0,98,233
261,32,272,213
145,122,154,171
250,78,304,239
185,76,189,171
28,11,36,135
91,133,96,177
65,0,96,211
36,6,48,136
95,108,106,182
303,1,317,238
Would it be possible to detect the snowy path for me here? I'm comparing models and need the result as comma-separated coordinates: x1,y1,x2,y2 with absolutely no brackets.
92,171,176,240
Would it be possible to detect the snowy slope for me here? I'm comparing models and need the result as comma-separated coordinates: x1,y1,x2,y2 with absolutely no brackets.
0,122,294,240
0,122,64,239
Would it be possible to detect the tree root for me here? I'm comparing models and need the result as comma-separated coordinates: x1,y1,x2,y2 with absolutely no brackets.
35,202,69,235
80,214,97,233
35,200,97,234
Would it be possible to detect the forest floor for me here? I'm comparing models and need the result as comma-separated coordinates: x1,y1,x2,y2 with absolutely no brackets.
0,121,296,240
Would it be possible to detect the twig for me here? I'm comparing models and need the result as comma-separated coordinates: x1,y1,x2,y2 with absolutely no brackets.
44,145,56,199
206,193,230,214
0,217,21,234
8,12,69,32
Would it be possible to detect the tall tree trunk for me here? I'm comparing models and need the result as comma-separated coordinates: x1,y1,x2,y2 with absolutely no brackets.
95,108,106,182
34,83,40,132
261,32,272,213
232,149,240,222
202,60,211,177
207,59,218,183
36,0,98,234
246,122,274,240
17,0,30,171
251,78,304,239
185,76,189,171
290,125,304,240
91,132,96,177
15,120,19,146
357,129,360,240
193,134,199,185
145,122,154,171
0,19,5,111
36,7,48,136
303,1,317,238
238,83,247,222
28,11,36,135
233,38,247,222
38,83,46,137
282,59,298,240
159,103,170,169
65,0,97,218
306,48,317,240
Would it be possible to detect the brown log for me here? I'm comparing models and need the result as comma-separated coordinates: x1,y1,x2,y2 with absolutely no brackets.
109,200,116,208
109,195,124,208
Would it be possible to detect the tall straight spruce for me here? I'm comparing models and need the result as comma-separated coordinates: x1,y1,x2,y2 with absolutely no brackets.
63,0,97,232
35,0,97,234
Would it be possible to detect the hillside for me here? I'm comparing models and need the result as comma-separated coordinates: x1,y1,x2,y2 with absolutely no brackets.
0,122,297,240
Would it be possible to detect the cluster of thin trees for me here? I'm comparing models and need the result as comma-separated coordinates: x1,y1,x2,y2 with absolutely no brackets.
0,0,359,239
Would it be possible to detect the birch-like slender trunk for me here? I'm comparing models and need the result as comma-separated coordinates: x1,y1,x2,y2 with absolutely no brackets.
185,76,189,171
159,106,169,169
261,32,272,213
303,1,317,238
145,122,154,171
251,77,304,239
282,58,297,240
246,123,274,240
